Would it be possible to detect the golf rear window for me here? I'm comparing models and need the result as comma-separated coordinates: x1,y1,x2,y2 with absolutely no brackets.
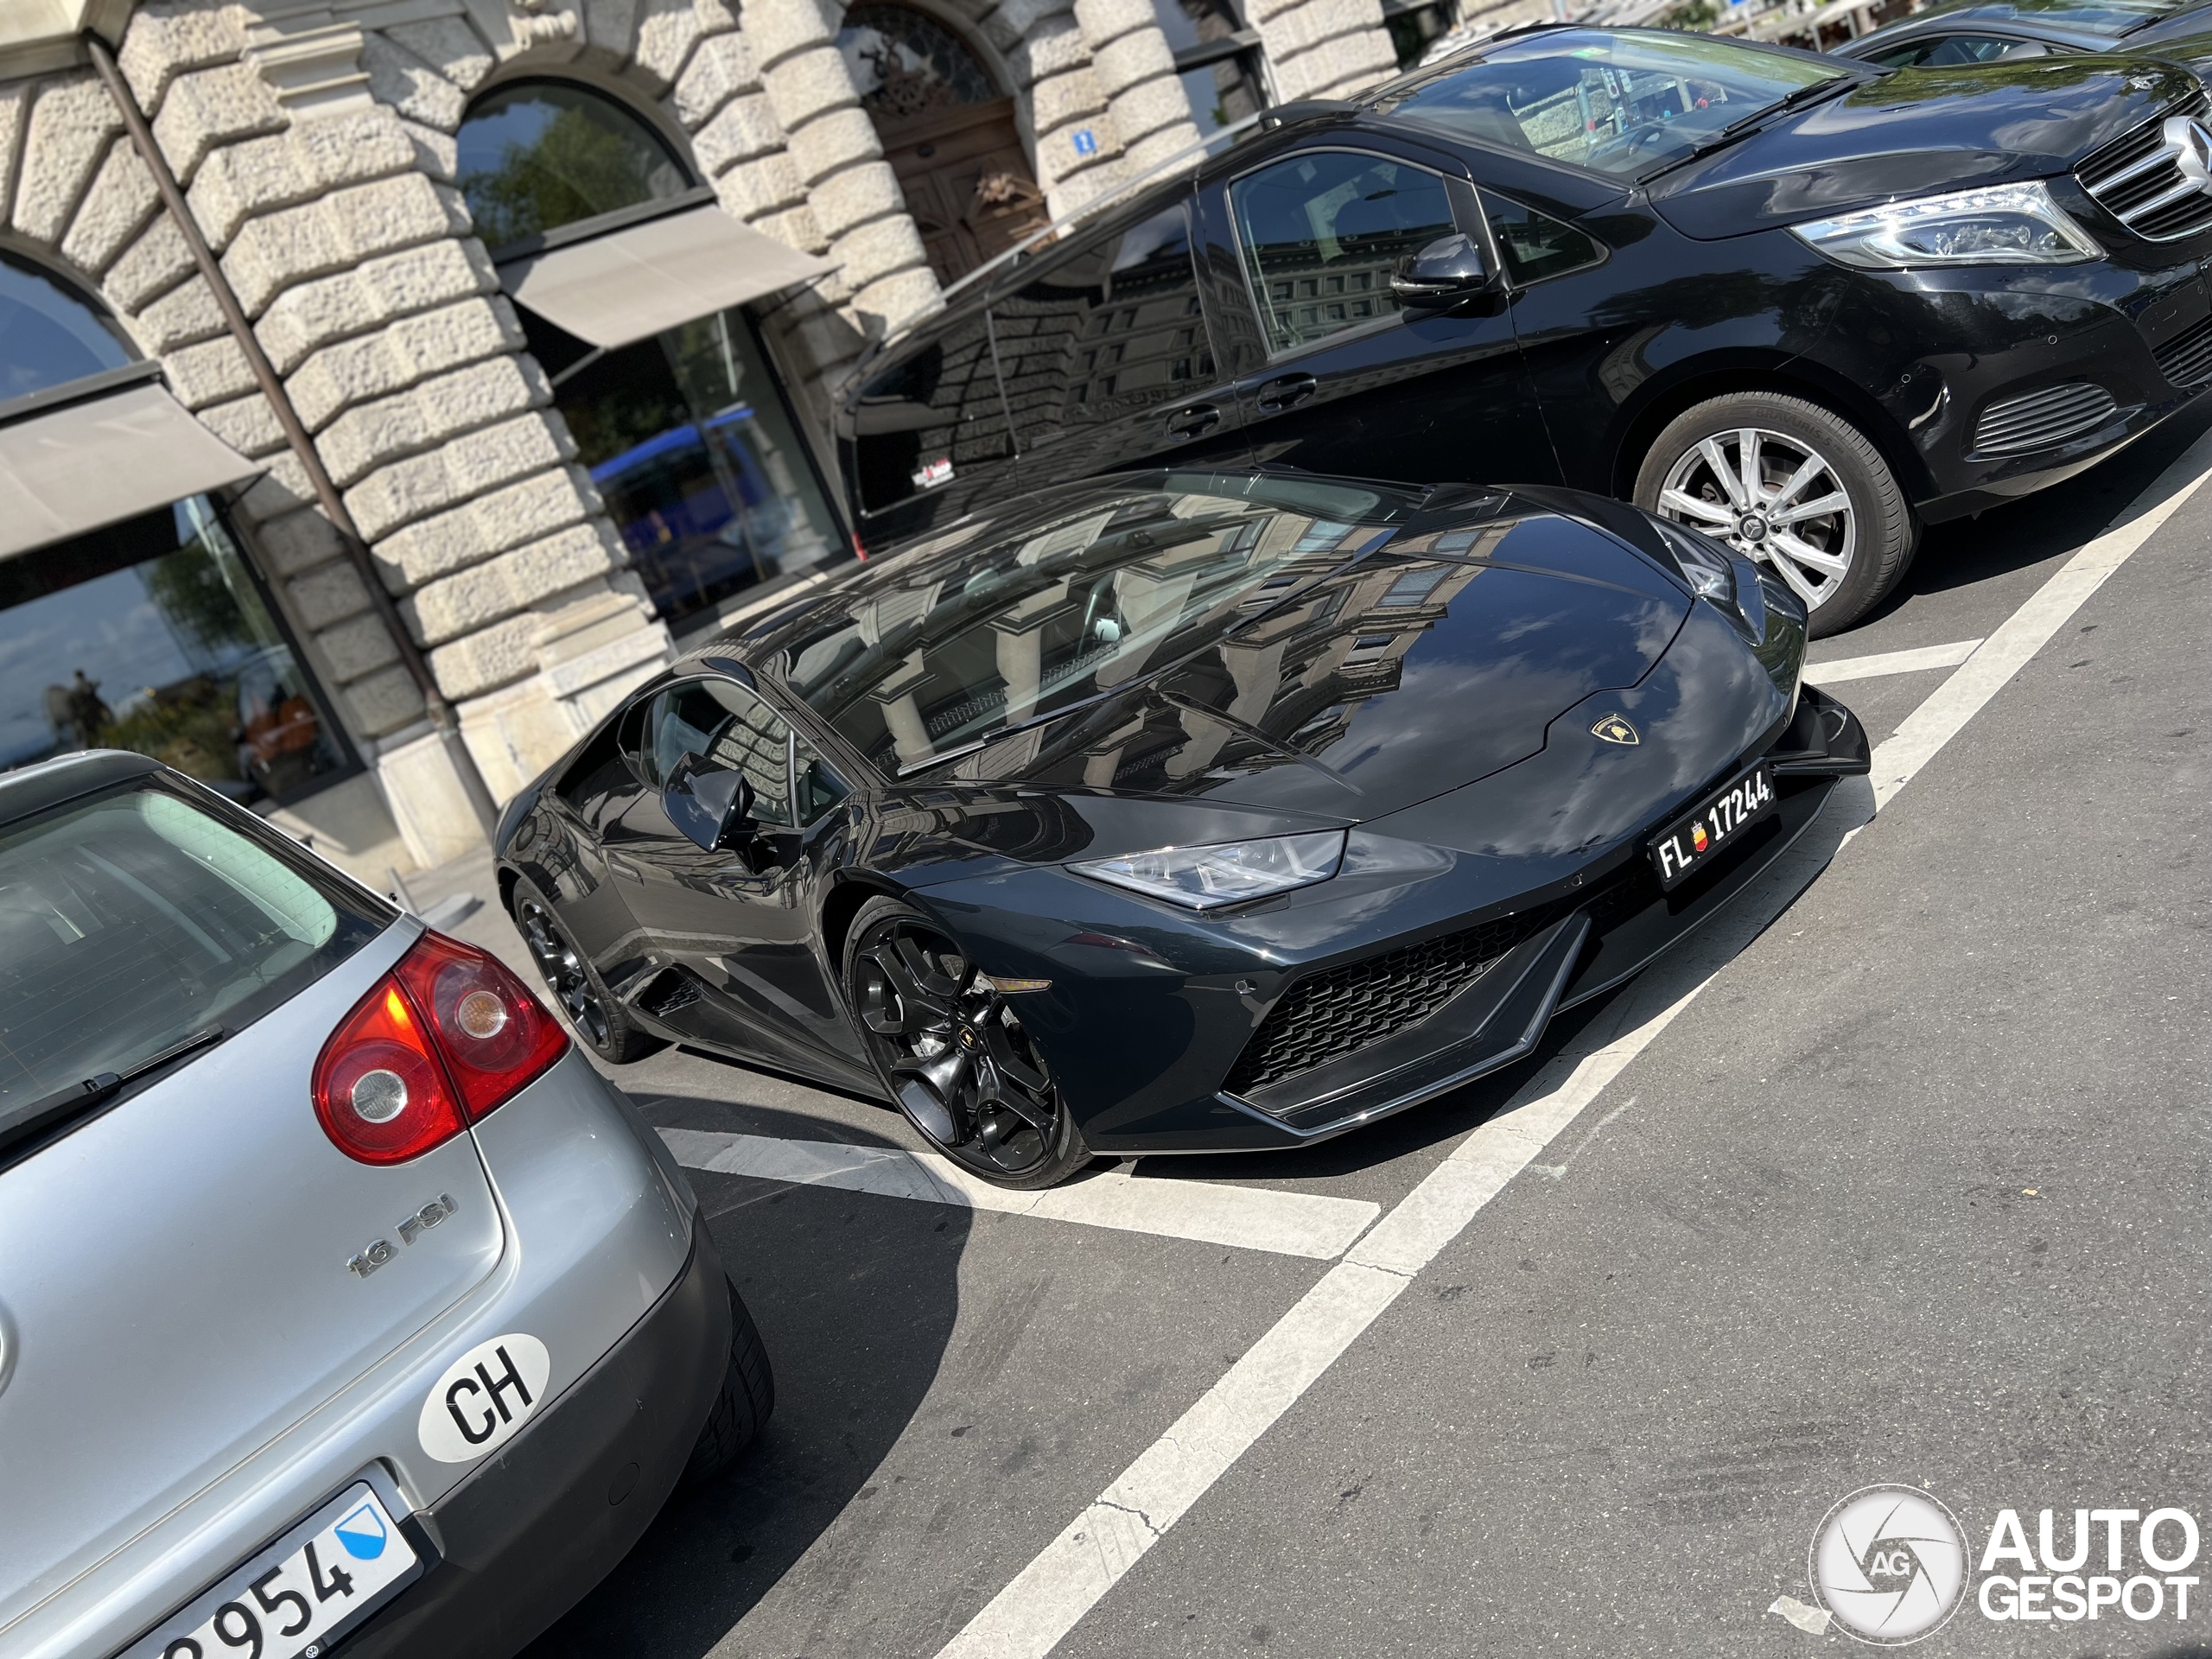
0,779,382,1119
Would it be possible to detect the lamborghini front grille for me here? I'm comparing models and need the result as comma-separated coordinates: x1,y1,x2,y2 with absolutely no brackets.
1224,912,1548,1096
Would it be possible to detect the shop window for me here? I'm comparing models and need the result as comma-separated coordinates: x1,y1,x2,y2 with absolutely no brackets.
521,307,842,628
0,254,348,801
1154,0,1270,141
456,80,692,251
459,81,846,627
0,496,349,801
1382,0,1460,70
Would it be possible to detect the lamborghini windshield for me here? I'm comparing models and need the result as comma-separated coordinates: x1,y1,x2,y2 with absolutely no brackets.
1376,29,1847,178
777,474,1391,776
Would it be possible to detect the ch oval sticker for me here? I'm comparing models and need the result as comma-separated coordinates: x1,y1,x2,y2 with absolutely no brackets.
417,1333,551,1463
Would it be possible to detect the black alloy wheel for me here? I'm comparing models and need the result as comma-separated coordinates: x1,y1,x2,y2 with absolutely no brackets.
844,896,1089,1190
512,879,664,1064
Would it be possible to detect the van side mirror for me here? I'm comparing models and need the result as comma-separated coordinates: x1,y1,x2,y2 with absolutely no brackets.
1390,233,1491,308
664,752,754,852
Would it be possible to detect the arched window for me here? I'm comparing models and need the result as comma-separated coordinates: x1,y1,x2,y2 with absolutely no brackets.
458,79,844,628
456,80,695,251
0,251,135,403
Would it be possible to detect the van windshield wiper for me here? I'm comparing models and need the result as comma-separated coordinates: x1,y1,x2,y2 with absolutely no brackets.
0,1026,226,1160
1639,74,1862,182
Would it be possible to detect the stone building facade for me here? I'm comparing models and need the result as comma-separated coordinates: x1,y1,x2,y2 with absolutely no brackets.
0,0,1426,880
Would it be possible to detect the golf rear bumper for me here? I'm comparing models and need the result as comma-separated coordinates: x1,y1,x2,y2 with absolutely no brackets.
340,1214,730,1659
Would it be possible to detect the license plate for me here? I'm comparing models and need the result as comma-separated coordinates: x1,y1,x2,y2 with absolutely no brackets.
124,1482,423,1659
1648,763,1777,891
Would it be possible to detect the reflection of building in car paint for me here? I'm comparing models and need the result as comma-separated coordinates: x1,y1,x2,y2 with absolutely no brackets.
1040,526,1496,791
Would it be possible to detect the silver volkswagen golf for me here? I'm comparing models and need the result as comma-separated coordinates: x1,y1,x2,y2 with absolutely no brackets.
0,751,771,1658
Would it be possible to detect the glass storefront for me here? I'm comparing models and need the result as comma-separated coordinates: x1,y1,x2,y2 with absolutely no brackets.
519,308,842,628
458,80,847,630
0,495,349,800
0,249,352,802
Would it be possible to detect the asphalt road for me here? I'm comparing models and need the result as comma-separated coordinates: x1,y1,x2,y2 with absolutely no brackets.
425,406,2212,1658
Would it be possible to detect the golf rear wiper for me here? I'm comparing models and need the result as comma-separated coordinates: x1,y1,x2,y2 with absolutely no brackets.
0,1025,226,1160
1640,74,1861,181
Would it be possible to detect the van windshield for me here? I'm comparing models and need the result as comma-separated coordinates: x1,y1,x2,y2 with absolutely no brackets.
0,777,382,1128
1376,29,1845,178
777,473,1391,776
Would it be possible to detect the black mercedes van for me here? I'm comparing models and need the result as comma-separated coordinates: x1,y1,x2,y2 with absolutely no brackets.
841,26,2212,633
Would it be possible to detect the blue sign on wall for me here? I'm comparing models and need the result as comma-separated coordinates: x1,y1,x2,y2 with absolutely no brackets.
1071,128,1098,156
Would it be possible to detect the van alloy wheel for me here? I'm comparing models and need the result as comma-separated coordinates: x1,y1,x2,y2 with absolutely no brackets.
1654,427,1857,612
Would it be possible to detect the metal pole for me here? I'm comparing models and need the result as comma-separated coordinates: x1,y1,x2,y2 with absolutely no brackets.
84,30,501,838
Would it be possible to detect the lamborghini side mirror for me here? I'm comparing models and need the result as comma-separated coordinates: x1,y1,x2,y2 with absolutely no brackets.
664,752,755,852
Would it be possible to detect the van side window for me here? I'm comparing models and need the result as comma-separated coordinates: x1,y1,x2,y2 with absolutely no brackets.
1482,195,1605,284
989,201,1210,450
1229,151,1457,353
849,313,1012,516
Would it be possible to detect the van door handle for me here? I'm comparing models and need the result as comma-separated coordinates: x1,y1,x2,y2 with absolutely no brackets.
1253,372,1318,414
1164,402,1221,442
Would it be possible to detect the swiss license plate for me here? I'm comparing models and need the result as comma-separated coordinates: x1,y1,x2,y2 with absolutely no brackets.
124,1482,422,1659
1649,764,1777,891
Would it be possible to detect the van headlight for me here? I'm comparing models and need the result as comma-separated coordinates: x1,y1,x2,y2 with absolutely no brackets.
1071,830,1346,909
1791,181,2101,269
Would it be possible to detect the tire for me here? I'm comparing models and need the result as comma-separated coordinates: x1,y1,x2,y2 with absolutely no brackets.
681,1280,775,1487
842,895,1092,1191
510,876,666,1064
1634,391,1917,639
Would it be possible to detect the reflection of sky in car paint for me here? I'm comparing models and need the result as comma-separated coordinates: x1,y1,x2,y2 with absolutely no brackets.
0,565,204,769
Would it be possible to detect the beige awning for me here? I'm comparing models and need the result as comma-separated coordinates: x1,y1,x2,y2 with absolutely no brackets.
0,383,263,559
501,206,837,350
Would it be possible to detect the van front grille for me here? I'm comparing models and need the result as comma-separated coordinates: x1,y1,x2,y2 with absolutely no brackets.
1971,382,2116,456
2155,315,2212,387
2075,94,2212,243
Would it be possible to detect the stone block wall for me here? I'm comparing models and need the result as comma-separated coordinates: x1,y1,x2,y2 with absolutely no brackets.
0,0,1408,869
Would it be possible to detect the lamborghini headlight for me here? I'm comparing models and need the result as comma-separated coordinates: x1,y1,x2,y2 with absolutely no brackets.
1071,830,1347,909
1790,181,2101,270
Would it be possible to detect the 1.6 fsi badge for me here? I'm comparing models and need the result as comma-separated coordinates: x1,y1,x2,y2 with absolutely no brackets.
1812,1485,1972,1644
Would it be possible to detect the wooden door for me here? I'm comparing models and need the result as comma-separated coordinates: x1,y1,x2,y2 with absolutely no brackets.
876,98,1051,289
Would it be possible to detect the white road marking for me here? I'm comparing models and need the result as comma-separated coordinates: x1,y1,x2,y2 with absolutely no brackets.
934,433,2212,1659
660,1128,1380,1261
1870,423,2212,810
1803,639,1980,684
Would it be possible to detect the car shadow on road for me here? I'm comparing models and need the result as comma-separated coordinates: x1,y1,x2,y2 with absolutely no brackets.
518,1096,967,1659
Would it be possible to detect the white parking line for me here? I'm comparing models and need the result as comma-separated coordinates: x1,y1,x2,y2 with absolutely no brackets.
934,431,2212,1659
1804,639,1980,684
660,1128,1381,1261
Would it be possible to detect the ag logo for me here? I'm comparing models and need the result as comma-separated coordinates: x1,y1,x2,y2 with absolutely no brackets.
2164,114,2212,194
1810,1485,1971,1645
1591,713,1640,746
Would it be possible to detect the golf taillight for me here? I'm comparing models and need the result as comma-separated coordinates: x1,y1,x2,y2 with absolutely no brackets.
315,931,569,1165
